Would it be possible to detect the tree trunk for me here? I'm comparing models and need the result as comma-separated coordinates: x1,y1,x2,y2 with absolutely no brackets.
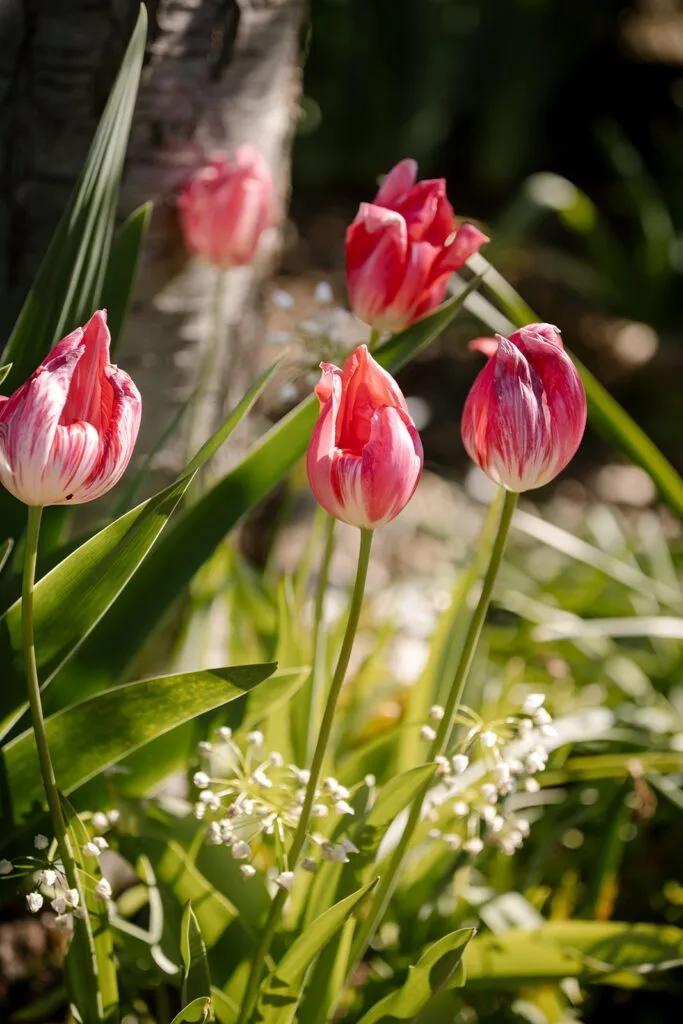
0,0,305,491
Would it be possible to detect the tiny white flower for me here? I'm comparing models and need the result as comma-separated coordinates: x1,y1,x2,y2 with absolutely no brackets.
240,864,256,880
252,768,272,789
524,777,541,793
481,805,497,823
197,740,213,754
334,784,350,800
526,749,547,774
26,892,43,913
453,800,469,817
534,707,552,726
272,289,294,310
516,818,531,837
206,823,223,845
364,774,376,788
428,828,441,840
429,704,445,721
0,859,12,876
199,790,218,807
434,755,451,776
322,777,339,793
480,731,498,749
463,837,484,855
51,896,67,915
517,718,534,737
83,842,100,858
39,869,57,887
53,914,72,932
523,693,545,715
302,858,317,873
193,771,210,790
241,798,254,814
95,879,112,901
290,765,310,784
231,841,251,860
247,730,264,748
311,804,329,818
541,724,557,738
268,751,284,768
335,800,355,816
420,725,436,742
494,762,511,784
217,726,233,741
91,812,109,832
339,838,359,855
275,870,295,892
321,842,348,863
106,809,120,826
66,888,79,907
490,815,505,833
73,906,87,920
194,802,206,820
481,783,498,804
314,281,333,304
33,834,49,851
93,837,108,851
444,833,461,850
451,754,469,774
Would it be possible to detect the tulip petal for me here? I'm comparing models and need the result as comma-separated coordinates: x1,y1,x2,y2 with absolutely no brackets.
40,421,101,504
431,222,489,278
73,364,142,504
345,205,409,328
361,406,423,525
61,311,110,430
336,345,409,451
374,158,418,207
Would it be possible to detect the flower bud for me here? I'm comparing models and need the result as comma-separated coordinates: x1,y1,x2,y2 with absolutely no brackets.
0,311,141,507
178,146,275,267
307,345,423,529
346,158,488,331
461,324,586,492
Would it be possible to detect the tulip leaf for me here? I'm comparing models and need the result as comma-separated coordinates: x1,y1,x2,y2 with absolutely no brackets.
0,363,12,387
0,663,276,842
103,201,153,354
0,7,148,545
181,902,212,1007
171,997,212,1024
59,285,480,699
461,920,683,988
256,880,377,1024
61,792,119,1024
356,928,474,1024
211,986,240,1024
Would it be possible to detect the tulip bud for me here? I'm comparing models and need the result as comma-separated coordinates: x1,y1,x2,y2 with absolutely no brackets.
177,145,275,267
0,311,141,506
461,323,586,492
346,158,488,332
307,345,423,529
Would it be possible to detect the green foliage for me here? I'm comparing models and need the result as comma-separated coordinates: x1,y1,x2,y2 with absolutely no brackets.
181,903,213,1007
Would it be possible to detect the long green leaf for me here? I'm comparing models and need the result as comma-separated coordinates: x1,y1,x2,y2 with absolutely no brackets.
171,997,212,1024
103,202,153,354
256,881,377,1024
0,664,275,842
181,902,212,1007
60,286,480,699
0,7,148,545
356,929,473,1024
462,921,683,988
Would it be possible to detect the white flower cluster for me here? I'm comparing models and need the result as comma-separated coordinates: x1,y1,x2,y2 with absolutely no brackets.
423,694,554,858
193,728,359,880
4,819,116,931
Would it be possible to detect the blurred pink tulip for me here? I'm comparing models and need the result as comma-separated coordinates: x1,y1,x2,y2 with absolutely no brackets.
177,145,275,267
345,158,488,332
0,310,141,506
461,323,587,492
307,345,423,528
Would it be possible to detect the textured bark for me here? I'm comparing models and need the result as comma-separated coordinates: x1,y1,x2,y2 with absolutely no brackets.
0,0,305,491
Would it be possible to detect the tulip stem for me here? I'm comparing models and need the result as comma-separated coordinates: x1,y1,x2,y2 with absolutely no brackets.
368,327,382,351
22,508,98,980
186,265,227,475
346,488,518,972
306,512,337,761
238,527,373,1024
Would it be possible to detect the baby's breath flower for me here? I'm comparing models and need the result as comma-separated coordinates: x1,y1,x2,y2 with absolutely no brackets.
73,906,87,920
217,726,232,741
252,768,272,789
198,741,213,754
451,754,469,774
33,834,49,851
444,833,461,850
480,731,498,749
429,704,445,721
247,730,264,748
37,868,57,887
94,879,112,901
275,871,294,892
428,828,442,839
91,812,110,832
453,800,469,817
193,771,210,790
26,892,43,913
93,837,108,851
420,725,436,742
106,809,120,826
463,837,484,856
302,858,317,873
314,281,333,304
268,751,284,768
311,803,329,818
240,864,256,880
335,800,355,816
434,755,450,777
321,842,348,864
523,693,545,715
51,896,67,915
83,842,100,858
525,777,541,793
231,841,251,860
481,783,497,804
206,823,222,845
340,838,359,855
53,914,72,932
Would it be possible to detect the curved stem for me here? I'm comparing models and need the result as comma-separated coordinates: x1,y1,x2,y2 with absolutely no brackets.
306,513,336,760
347,488,518,969
238,528,373,1024
368,327,382,351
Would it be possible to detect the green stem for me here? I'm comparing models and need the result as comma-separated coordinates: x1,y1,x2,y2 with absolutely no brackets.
238,528,373,1024
368,327,382,351
185,266,227,471
22,508,97,953
347,489,518,969
306,513,337,762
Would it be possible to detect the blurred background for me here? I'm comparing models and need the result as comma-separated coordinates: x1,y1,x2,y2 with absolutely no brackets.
278,0,683,495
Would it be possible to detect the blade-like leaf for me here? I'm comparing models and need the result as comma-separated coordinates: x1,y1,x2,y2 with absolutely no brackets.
61,286,480,698
0,663,276,843
462,921,683,989
103,202,153,354
181,902,212,1006
357,929,474,1024
0,7,148,544
171,997,212,1024
211,986,239,1024
256,881,377,1024
0,363,12,386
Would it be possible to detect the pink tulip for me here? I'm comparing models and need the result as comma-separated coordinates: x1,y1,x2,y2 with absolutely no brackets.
177,145,275,267
0,311,141,506
345,158,488,332
461,323,586,492
307,345,423,528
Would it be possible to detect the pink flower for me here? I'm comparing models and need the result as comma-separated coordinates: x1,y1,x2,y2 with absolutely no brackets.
307,345,423,528
345,158,488,332
0,311,141,506
177,145,275,267
461,323,587,491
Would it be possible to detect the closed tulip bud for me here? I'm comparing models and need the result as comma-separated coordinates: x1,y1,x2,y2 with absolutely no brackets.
346,158,488,332
0,311,141,506
307,345,423,529
177,145,275,267
461,323,586,492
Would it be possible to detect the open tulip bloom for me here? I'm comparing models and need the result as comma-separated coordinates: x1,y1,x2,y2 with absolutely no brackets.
0,310,141,507
461,323,587,492
307,345,423,529
346,158,489,332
